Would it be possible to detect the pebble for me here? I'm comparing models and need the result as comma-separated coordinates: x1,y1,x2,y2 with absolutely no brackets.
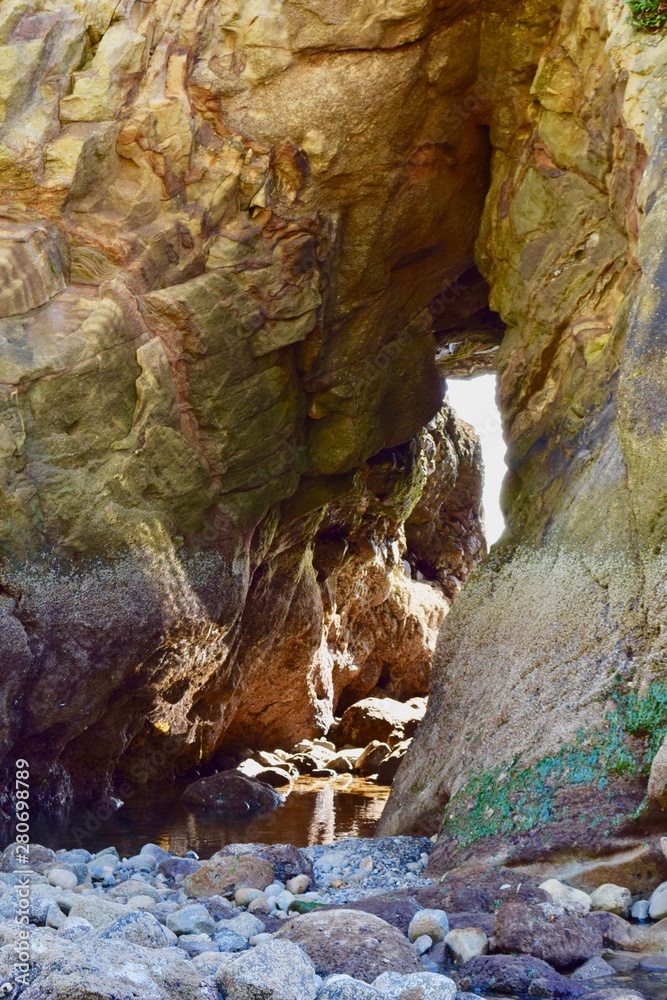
265,882,286,898
408,909,449,944
275,889,295,911
177,933,219,957
286,874,310,894
125,854,156,872
127,894,156,910
630,899,650,921
140,843,172,864
539,878,592,916
648,880,667,920
225,912,265,938
305,836,434,904
48,869,78,892
214,928,248,952
235,886,265,907
249,932,273,946
165,904,216,936
590,883,632,916
571,956,617,980
248,895,272,916
444,927,488,963
414,933,433,954
373,971,457,1000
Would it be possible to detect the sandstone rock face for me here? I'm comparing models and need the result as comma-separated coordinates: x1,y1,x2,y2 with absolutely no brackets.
379,0,667,868
0,0,487,802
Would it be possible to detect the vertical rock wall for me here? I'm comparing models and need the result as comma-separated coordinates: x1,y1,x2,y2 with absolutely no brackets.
381,0,667,875
0,0,488,803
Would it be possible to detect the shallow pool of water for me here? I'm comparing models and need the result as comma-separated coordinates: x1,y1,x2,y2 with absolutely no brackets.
18,776,391,858
605,950,667,1000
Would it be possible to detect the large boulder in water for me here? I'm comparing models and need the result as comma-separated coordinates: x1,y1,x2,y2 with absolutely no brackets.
182,771,283,813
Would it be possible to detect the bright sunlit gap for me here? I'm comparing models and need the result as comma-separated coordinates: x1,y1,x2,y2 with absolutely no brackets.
446,374,506,545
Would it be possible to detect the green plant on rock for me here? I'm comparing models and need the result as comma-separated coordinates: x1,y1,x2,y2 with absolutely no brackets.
628,0,667,31
618,680,667,766
444,679,667,848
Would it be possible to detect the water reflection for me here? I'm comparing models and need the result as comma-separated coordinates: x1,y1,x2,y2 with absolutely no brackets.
17,777,391,858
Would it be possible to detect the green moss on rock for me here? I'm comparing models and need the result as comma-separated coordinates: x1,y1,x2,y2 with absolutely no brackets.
443,681,667,848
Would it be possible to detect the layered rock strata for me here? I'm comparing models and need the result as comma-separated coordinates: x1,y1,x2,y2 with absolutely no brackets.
0,0,487,803
380,0,667,873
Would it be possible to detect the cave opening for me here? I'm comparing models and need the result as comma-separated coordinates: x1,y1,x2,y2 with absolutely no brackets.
446,373,506,546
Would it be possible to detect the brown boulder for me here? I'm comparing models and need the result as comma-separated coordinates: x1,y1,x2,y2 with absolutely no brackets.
587,911,667,952
182,771,284,813
336,697,426,749
220,843,314,885
491,900,602,970
354,741,392,776
183,855,274,898
460,954,584,998
275,909,421,983
254,767,294,789
329,896,422,935
420,864,548,912
448,912,496,935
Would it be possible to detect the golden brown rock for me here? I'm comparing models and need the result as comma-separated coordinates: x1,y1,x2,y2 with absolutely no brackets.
0,0,486,803
183,854,274,899
380,0,667,872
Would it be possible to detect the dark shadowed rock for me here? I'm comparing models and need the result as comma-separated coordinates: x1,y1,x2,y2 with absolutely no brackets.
199,895,236,920
376,742,412,784
419,864,548,912
491,900,602,969
275,909,421,983
156,857,201,882
460,954,584,998
330,895,422,934
253,767,294,788
182,771,284,813
354,741,393,777
448,912,495,934
570,957,616,981
0,843,56,875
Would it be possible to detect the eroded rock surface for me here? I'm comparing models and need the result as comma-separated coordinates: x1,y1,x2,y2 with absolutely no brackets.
379,0,667,868
0,0,487,804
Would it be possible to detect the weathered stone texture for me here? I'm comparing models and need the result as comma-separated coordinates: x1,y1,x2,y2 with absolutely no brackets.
380,0,667,865
0,0,487,801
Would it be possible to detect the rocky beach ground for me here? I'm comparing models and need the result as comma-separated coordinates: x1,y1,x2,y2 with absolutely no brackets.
3,828,667,999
